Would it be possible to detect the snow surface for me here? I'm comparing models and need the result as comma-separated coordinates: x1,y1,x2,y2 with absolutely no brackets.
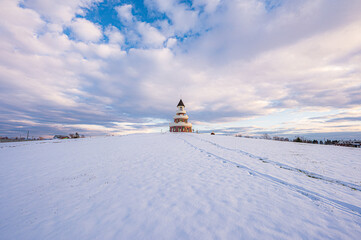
1,133,361,239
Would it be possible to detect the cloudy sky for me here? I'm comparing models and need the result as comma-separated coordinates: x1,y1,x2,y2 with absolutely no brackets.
1,0,361,139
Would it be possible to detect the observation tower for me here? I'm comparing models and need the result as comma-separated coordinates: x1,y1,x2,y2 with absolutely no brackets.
169,99,192,132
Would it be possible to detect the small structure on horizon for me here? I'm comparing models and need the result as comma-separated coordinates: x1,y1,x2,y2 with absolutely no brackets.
54,135,69,139
169,99,192,132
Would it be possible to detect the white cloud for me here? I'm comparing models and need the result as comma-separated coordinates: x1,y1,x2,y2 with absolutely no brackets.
71,18,103,42
145,0,199,34
114,4,167,48
166,38,177,48
136,22,166,47
105,26,125,45
23,0,102,24
115,4,133,22
92,43,125,59
194,0,220,13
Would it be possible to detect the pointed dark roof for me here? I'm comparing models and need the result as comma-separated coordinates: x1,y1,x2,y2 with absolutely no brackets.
177,99,185,107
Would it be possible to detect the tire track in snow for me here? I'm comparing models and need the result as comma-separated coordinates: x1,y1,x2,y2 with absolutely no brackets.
190,135,361,192
178,136,361,218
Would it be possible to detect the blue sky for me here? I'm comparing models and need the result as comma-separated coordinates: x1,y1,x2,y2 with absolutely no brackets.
0,0,361,139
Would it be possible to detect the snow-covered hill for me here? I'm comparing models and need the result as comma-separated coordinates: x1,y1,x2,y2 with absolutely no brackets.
1,133,361,239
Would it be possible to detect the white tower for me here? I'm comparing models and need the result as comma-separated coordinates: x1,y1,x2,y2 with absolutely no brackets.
169,99,192,132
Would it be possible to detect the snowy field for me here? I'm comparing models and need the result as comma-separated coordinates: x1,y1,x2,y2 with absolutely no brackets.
1,133,361,239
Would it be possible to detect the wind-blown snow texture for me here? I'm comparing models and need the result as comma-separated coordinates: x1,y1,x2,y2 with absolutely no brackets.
1,133,361,239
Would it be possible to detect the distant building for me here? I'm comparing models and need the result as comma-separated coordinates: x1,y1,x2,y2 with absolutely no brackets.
336,140,361,148
54,135,69,139
169,99,192,132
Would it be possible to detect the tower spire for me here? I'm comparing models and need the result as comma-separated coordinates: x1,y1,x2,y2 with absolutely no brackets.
177,99,185,107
